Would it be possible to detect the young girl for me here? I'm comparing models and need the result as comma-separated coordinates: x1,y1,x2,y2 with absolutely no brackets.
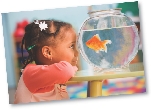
14,20,78,104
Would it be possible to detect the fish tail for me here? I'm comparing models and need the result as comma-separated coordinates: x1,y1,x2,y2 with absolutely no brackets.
101,40,111,53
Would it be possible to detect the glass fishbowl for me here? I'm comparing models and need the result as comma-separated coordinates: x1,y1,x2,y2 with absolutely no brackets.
78,8,140,73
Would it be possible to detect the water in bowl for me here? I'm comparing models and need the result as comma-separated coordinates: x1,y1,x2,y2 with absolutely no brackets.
78,25,139,73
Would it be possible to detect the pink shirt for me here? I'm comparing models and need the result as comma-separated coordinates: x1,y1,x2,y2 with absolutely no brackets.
14,61,78,104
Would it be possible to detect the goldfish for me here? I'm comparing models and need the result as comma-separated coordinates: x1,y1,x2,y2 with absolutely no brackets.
86,34,112,53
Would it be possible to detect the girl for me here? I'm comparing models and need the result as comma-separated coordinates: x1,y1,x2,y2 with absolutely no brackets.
14,20,78,104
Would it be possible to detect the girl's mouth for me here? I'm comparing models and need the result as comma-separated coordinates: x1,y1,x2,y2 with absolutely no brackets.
72,59,78,65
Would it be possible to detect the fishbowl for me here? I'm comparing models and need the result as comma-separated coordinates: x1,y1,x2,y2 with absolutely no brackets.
78,8,140,73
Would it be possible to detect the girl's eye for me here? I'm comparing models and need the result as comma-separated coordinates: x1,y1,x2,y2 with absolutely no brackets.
70,44,74,49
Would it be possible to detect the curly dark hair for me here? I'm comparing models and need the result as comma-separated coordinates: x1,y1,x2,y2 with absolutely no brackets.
21,19,72,69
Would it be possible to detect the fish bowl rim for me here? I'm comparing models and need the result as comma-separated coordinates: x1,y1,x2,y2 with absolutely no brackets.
87,8,122,14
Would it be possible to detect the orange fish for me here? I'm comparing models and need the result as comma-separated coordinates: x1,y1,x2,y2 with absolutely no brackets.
86,34,112,53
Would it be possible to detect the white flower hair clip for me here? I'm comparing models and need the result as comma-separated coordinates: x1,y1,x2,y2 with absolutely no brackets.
34,20,48,31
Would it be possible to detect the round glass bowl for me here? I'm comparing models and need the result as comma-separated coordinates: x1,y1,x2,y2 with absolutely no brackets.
78,8,140,73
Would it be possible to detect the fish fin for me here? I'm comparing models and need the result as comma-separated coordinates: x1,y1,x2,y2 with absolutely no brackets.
104,45,107,53
95,34,101,41
105,49,107,53
95,50,99,53
106,40,112,44
99,48,103,51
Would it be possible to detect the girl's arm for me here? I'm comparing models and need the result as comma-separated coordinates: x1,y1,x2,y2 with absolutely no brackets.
23,61,77,93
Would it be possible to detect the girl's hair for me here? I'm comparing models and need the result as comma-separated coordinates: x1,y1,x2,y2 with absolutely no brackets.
21,19,72,69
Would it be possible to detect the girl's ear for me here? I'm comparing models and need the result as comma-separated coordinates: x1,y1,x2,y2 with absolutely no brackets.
42,46,52,60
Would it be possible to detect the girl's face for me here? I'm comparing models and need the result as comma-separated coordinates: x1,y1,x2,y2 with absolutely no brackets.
51,28,78,66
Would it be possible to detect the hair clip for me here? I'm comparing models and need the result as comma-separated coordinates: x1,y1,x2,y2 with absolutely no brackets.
27,45,35,51
20,69,24,72
34,20,39,24
34,20,48,31
39,21,48,31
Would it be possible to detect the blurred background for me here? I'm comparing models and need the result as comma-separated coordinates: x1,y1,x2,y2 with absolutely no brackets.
2,1,145,104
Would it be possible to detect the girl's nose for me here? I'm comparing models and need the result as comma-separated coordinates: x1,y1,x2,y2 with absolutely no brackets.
74,48,79,57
